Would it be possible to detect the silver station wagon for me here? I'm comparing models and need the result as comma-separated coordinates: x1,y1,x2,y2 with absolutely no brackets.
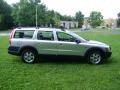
8,27,112,64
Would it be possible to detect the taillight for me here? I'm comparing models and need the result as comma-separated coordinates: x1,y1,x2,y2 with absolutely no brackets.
9,29,15,45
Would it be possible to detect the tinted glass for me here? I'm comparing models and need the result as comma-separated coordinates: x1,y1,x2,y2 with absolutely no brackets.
14,30,34,39
37,31,54,40
57,32,75,42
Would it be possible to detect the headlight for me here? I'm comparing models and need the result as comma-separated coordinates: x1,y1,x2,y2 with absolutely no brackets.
105,47,111,52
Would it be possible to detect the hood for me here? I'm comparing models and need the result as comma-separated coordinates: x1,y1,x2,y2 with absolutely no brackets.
87,40,108,46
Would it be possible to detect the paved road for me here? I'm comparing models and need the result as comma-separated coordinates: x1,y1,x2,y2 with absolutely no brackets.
0,33,10,36
0,30,11,36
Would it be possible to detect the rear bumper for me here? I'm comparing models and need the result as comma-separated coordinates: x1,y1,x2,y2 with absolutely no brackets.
104,52,112,58
8,46,20,56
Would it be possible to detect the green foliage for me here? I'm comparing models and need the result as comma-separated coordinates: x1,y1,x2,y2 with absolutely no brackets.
117,13,120,27
75,11,84,28
117,19,120,27
0,0,13,30
61,15,75,21
12,0,47,27
45,10,61,27
29,0,41,4
12,0,61,27
53,15,61,27
0,0,84,29
89,11,103,28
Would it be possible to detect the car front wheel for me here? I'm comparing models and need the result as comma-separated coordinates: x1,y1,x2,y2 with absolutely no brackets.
22,49,38,64
87,50,103,64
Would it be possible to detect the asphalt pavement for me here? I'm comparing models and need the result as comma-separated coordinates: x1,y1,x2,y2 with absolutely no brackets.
0,30,11,36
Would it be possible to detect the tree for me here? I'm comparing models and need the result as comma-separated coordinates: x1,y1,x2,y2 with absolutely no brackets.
53,12,61,27
12,0,61,27
117,12,120,27
75,11,84,28
89,11,103,28
29,0,41,4
61,15,75,21
0,0,13,30
12,0,47,27
45,10,61,27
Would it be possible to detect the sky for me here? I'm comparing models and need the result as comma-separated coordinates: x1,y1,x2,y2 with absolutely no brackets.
5,0,120,19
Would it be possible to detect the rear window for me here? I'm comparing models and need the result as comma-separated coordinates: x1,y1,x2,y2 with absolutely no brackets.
14,30,34,39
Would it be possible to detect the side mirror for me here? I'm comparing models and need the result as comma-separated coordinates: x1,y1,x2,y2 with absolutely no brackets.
75,39,81,44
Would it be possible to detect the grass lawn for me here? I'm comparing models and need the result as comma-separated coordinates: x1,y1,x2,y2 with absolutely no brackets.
0,29,120,90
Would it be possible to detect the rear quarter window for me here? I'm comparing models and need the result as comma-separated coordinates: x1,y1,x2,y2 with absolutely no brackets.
14,30,34,39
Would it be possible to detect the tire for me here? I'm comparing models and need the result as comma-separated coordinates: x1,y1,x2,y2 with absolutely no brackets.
86,50,103,64
21,49,38,64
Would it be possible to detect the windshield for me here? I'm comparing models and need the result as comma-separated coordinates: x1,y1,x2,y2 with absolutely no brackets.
66,30,86,41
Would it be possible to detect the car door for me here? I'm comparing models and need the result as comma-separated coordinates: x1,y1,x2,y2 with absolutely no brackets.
36,30,58,55
56,31,84,56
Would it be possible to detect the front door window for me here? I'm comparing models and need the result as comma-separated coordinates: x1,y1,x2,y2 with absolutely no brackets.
57,32,75,42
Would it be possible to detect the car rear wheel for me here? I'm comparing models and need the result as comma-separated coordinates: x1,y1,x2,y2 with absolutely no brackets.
87,50,103,64
22,49,38,64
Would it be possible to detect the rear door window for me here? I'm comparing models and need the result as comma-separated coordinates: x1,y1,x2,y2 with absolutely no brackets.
14,30,34,39
37,31,54,41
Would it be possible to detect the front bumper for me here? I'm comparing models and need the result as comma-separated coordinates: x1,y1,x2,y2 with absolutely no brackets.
104,52,112,59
